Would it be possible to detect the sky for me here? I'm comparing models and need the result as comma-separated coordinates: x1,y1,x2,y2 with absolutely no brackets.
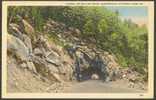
106,6,148,26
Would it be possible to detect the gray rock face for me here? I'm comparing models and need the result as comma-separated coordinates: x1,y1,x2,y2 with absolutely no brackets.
7,34,29,62
33,48,43,56
91,54,108,81
22,34,33,53
100,52,121,81
20,63,27,68
22,19,35,35
7,34,37,73
66,45,121,82
45,51,61,66
47,64,59,74
8,19,75,83
32,55,65,82
76,51,91,70
9,23,24,41
26,61,37,73
22,19,36,42
9,22,33,55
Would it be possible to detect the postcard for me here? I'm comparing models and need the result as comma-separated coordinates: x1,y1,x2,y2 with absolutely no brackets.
1,1,154,99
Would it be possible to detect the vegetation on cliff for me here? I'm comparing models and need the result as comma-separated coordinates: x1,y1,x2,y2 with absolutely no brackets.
8,6,148,76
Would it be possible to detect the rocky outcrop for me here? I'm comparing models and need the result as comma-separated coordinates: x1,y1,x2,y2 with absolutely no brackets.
42,19,122,82
22,19,35,37
7,34,37,73
7,34,29,62
45,51,61,66
8,19,74,84
8,18,125,86
65,44,120,81
22,34,33,53
8,23,24,40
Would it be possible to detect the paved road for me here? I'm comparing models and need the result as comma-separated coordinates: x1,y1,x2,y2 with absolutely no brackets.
62,80,146,93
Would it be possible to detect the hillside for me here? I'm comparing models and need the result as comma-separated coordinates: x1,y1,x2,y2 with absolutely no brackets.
7,6,148,93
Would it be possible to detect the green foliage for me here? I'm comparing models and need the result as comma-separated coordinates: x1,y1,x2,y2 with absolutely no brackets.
98,19,108,35
8,6,148,75
83,19,95,36
8,6,45,31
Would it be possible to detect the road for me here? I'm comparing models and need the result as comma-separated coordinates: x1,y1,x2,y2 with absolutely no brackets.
62,80,146,93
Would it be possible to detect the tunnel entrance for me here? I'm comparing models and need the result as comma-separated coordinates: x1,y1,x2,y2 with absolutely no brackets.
80,67,105,81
